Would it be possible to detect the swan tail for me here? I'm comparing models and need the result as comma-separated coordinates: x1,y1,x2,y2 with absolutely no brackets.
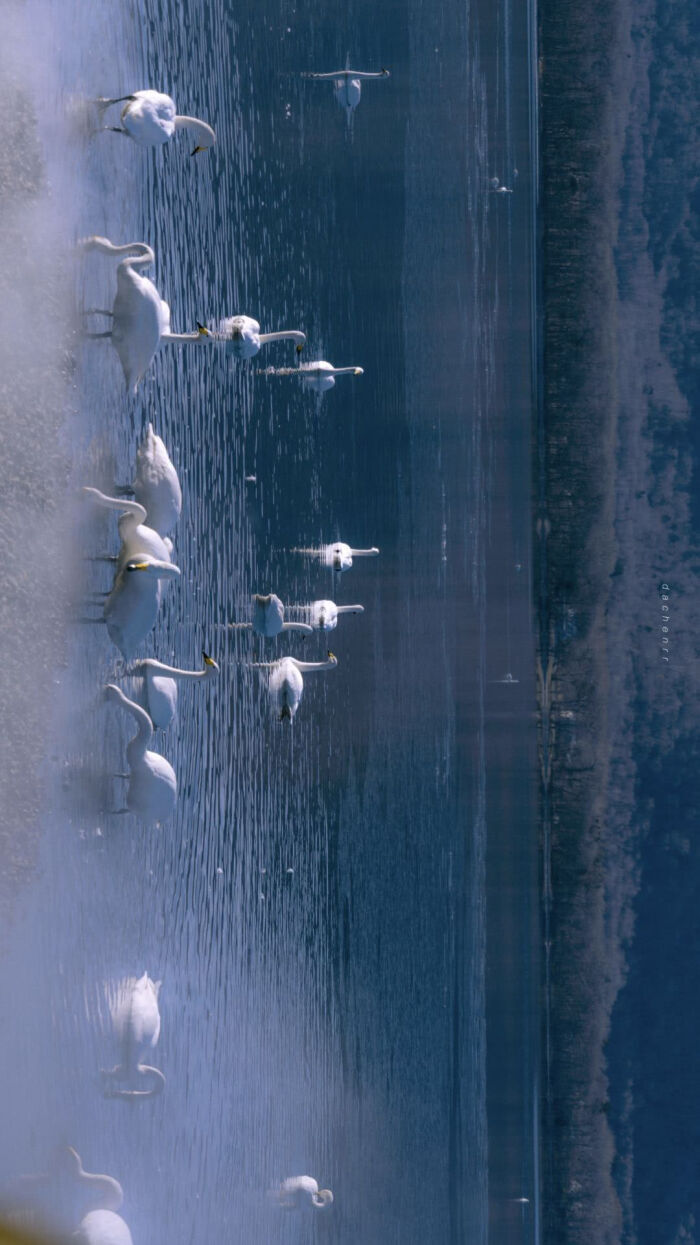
279,705,293,722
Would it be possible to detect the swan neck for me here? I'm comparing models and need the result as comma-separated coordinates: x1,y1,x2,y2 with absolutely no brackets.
257,330,306,346
84,488,147,524
173,116,216,146
145,660,206,680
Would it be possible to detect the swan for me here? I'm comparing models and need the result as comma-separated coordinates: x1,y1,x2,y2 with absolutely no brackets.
81,236,213,394
98,90,216,153
215,314,305,360
76,1210,134,1245
129,423,182,536
490,178,513,193
7,1148,126,1238
104,684,177,823
306,600,364,631
62,1148,124,1213
102,973,165,1099
252,653,338,721
124,651,219,729
292,542,379,572
274,1175,334,1209
229,593,313,637
303,56,390,118
83,489,179,658
264,360,363,393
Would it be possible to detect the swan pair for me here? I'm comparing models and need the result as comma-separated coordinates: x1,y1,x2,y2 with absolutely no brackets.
103,973,164,1099
83,488,179,658
293,541,380,572
303,57,390,119
98,90,216,154
82,237,308,393
252,653,338,722
231,593,363,635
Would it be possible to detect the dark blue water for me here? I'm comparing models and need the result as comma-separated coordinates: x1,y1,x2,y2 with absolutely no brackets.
0,0,539,1241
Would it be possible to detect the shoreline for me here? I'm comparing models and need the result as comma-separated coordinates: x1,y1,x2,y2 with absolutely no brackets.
537,0,698,1234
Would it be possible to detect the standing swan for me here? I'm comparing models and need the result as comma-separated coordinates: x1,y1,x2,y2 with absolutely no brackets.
130,423,182,536
125,651,219,729
104,685,177,823
83,488,179,658
303,56,390,120
102,973,165,1099
263,360,363,393
81,236,212,394
274,1175,334,1209
98,91,216,153
252,653,338,721
229,593,313,638
215,314,306,360
292,542,379,572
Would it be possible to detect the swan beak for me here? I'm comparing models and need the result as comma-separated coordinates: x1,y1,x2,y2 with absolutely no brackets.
127,561,150,572
296,343,304,354
202,651,218,668
191,145,206,155
196,322,211,337
354,367,364,375
327,650,336,660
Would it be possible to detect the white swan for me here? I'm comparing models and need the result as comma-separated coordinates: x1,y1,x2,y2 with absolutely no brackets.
292,542,379,572
83,489,179,658
307,600,364,631
76,1210,134,1245
264,360,363,393
490,177,513,193
303,56,390,118
81,236,212,394
229,593,313,637
105,684,177,823
125,651,219,729
63,1148,124,1213
102,973,164,1099
130,423,182,536
274,1175,334,1209
252,653,338,721
216,314,306,360
98,90,216,153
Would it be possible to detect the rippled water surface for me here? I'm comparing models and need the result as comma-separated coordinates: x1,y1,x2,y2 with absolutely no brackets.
0,0,538,1241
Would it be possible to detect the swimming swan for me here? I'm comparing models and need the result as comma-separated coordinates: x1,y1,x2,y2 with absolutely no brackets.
303,56,390,118
98,90,216,153
130,423,182,536
264,360,363,393
76,1210,134,1245
81,235,213,394
104,684,177,823
292,542,379,572
125,651,219,729
229,593,313,637
215,314,306,360
102,973,165,1099
83,489,179,658
307,600,365,631
252,653,338,721
274,1175,334,1209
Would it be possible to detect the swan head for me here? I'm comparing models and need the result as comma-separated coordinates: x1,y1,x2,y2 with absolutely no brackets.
202,650,220,672
312,1189,334,1208
196,322,212,338
327,651,338,666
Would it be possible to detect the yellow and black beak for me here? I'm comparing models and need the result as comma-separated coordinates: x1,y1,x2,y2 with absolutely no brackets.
196,322,211,337
128,561,150,572
296,343,304,354
190,145,207,156
202,650,217,667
